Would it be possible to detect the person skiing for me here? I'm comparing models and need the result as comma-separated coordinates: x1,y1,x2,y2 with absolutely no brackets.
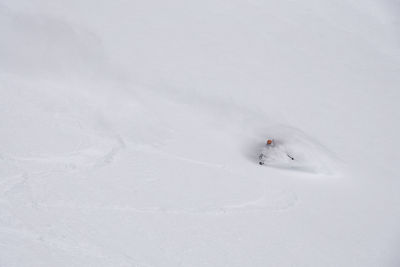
259,139,294,165
259,139,274,165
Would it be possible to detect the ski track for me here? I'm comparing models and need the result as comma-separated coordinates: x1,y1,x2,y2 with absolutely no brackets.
132,144,226,170
0,133,125,174
31,189,297,216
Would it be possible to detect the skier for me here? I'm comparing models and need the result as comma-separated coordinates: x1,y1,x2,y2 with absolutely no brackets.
259,139,294,165
259,139,274,165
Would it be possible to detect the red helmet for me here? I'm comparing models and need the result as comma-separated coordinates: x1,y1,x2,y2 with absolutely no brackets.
267,139,272,145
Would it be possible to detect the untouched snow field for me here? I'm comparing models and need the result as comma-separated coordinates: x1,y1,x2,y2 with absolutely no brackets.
1,0,400,266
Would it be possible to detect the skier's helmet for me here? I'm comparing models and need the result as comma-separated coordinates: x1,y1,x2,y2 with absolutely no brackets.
267,139,272,145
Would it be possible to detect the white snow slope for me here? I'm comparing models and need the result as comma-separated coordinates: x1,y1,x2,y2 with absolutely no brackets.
1,0,400,266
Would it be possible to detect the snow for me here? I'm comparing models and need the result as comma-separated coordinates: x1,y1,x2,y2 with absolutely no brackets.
1,0,400,266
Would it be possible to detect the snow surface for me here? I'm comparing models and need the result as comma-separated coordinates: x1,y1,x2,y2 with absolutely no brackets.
1,0,400,266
